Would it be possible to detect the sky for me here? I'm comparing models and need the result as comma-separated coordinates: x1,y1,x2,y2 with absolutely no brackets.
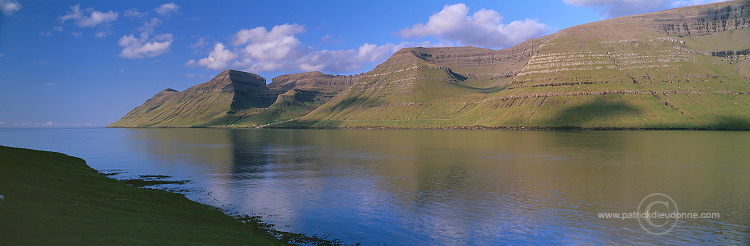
0,0,731,127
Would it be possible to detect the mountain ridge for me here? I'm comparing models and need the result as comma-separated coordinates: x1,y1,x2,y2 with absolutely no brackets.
110,0,750,129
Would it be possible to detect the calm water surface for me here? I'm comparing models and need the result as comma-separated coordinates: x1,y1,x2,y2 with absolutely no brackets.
1,128,748,245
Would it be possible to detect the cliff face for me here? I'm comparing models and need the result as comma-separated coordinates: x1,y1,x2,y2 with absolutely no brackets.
109,70,272,127
284,0,750,129
108,70,355,127
232,71,357,127
112,1,750,129
463,0,750,129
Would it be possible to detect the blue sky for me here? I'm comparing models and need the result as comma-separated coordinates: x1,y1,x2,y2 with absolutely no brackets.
0,0,729,127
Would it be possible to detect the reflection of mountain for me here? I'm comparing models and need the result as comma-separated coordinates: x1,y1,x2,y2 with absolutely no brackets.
122,128,750,244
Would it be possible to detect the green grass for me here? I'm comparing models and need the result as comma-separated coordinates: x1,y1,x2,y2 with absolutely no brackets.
0,145,284,245
111,1,750,130
284,1,750,130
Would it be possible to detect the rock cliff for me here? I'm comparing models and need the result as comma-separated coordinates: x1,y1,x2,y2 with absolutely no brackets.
111,1,750,129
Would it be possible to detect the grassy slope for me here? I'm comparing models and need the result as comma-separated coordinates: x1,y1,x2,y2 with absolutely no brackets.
281,46,528,128
110,1,749,130
108,70,272,128
232,73,355,127
109,71,353,128
463,1,750,129
108,87,243,128
280,0,750,129
0,145,282,245
233,89,328,127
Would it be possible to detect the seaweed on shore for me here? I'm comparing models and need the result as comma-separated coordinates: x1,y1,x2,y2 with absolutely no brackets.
120,175,191,188
234,214,355,246
99,169,125,176
113,172,357,245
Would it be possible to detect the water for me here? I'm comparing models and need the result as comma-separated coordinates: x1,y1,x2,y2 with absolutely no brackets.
1,128,748,245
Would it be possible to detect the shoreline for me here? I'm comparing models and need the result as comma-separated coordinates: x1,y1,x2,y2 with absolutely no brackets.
0,145,341,245
106,125,750,131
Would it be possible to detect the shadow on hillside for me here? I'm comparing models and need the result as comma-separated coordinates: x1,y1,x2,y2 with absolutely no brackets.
321,96,385,113
705,116,750,130
232,90,276,110
552,96,641,126
451,82,507,94
699,2,750,19
288,89,319,103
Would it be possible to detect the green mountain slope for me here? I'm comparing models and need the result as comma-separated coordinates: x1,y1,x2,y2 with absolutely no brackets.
282,0,750,129
233,71,357,127
108,70,354,127
109,70,273,127
281,38,547,128
111,0,750,129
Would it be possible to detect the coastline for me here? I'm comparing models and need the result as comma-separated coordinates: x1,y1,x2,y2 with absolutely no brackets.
0,145,285,245
106,125,750,131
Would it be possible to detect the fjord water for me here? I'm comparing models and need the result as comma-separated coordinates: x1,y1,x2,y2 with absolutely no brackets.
1,128,748,245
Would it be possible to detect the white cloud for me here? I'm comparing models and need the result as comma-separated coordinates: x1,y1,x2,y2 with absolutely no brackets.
81,10,118,27
190,37,211,55
232,24,305,47
189,24,413,74
118,13,173,59
671,0,731,8
40,31,52,37
137,17,162,35
60,4,118,28
124,8,145,18
235,24,305,63
155,2,179,16
191,37,208,50
399,4,549,49
187,43,237,69
292,42,413,72
118,33,173,59
563,0,731,18
1,0,21,15
95,31,110,38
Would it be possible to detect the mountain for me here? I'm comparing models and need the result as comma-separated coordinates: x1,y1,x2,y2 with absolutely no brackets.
234,71,358,127
109,70,272,127
282,0,750,129
283,41,546,128
111,0,750,129
109,70,354,127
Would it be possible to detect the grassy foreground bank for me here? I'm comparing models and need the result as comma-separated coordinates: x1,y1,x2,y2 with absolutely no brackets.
0,145,283,245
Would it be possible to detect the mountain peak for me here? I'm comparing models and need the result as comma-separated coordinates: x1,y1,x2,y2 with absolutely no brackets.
192,69,267,94
216,69,265,83
268,71,338,91
271,71,333,82
112,1,750,129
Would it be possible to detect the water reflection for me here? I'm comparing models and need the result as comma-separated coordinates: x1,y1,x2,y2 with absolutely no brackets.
122,129,750,245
